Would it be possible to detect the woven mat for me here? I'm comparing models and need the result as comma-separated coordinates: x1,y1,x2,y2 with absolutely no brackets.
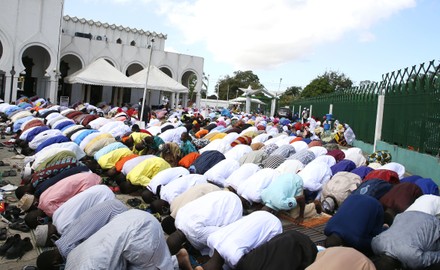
279,212,331,228
279,213,331,246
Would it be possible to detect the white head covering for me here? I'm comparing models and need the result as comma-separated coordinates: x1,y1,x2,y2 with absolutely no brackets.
35,225,49,247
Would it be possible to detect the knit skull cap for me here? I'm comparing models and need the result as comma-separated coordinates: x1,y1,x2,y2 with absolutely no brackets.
17,194,35,212
35,225,49,247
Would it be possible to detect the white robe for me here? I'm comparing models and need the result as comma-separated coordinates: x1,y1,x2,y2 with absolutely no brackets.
175,191,243,255
207,211,282,268
147,167,189,194
204,159,240,187
160,174,208,203
237,168,280,204
225,163,260,191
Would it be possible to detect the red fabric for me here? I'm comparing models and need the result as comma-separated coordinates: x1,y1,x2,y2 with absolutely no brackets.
326,149,345,162
294,122,303,131
65,111,83,119
115,154,138,172
363,169,400,185
308,140,322,147
289,137,303,144
81,115,99,126
178,152,200,168
379,182,423,213
22,119,44,132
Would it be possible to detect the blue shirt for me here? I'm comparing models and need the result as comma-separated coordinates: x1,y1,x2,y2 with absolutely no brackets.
73,129,98,145
261,173,303,211
26,126,50,142
324,194,384,252
5,106,21,116
13,116,34,132
94,142,128,161
35,135,70,153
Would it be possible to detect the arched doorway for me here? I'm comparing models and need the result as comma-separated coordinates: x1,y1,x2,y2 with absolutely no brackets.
21,45,51,98
181,70,198,105
159,67,172,78
59,54,82,100
121,63,143,106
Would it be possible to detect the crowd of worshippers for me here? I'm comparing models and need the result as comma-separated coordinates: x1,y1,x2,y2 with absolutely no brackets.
0,95,438,269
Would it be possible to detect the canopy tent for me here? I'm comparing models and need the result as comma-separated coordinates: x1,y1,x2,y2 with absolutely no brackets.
64,58,143,88
129,65,189,93
229,96,265,105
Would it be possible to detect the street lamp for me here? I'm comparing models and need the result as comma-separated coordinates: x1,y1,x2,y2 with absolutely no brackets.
140,38,155,124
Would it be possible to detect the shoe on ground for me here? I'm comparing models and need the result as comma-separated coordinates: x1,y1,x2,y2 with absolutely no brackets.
0,234,21,256
5,237,33,259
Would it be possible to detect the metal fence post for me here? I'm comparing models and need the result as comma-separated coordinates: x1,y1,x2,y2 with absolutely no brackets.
374,94,385,152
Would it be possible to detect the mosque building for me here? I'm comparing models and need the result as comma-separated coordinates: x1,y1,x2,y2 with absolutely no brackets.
0,0,204,108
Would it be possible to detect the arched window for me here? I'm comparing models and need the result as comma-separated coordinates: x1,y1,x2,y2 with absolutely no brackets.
116,38,122,44
130,40,136,46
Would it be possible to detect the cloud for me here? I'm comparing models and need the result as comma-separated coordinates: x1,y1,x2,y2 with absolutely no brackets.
156,0,416,70
358,31,376,43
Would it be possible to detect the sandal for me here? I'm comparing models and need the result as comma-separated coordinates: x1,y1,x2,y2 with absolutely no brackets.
127,198,142,207
2,171,9,177
0,227,7,241
9,221,30,232
9,170,17,177
0,161,9,166
135,203,148,211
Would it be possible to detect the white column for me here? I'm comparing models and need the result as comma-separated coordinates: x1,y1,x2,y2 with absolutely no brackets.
374,95,385,152
196,92,201,108
119,88,124,106
176,93,180,108
299,105,302,123
170,92,176,110
4,74,14,103
49,77,58,104
309,105,313,119
246,95,251,113
270,98,276,117
112,88,118,106
183,93,188,108
329,104,333,114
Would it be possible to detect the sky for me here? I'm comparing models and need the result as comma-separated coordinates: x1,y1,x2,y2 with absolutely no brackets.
64,0,440,95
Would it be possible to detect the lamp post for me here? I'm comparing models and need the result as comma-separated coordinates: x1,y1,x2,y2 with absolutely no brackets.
140,39,155,124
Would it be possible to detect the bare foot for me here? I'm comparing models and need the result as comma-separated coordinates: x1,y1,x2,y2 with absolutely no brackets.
176,248,193,270
314,200,322,214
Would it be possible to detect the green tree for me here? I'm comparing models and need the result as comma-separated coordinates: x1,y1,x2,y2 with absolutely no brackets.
301,71,353,98
279,86,302,107
215,70,264,100
188,74,198,102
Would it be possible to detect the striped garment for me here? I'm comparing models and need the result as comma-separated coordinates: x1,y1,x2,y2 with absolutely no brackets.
31,157,78,187
230,135,252,147
287,150,315,165
270,144,296,158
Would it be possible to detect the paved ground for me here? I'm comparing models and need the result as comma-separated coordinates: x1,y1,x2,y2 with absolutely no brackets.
0,134,152,269
0,133,342,269
0,134,36,270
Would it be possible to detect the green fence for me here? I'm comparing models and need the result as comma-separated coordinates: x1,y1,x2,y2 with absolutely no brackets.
291,83,380,144
290,60,440,156
381,60,440,156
